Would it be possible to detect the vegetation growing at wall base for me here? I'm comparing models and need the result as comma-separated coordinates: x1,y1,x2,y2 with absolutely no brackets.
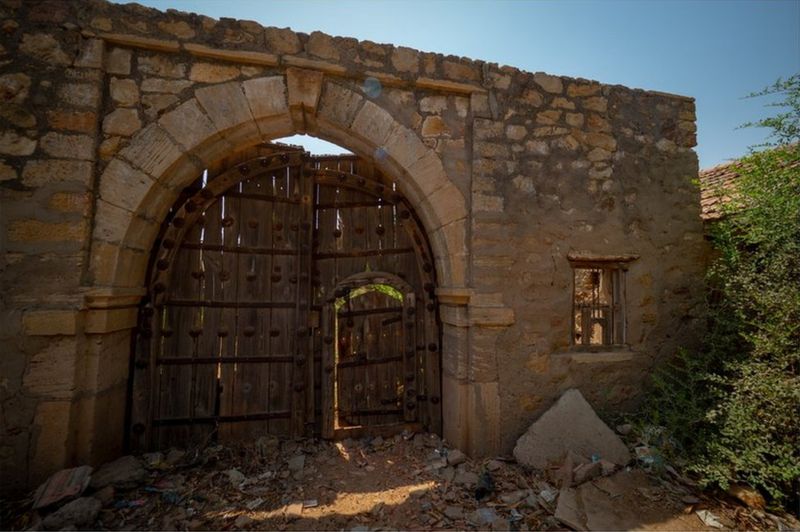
640,75,800,511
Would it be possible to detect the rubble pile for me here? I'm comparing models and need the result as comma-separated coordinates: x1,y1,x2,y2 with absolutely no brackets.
3,389,794,531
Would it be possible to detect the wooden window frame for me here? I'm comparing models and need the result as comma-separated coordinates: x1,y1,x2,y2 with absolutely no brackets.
568,253,638,351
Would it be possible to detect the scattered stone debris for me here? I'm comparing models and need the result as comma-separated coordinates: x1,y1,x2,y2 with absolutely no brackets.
3,426,795,531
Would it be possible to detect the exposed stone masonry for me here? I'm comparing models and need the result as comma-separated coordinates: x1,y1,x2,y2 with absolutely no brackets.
0,0,705,493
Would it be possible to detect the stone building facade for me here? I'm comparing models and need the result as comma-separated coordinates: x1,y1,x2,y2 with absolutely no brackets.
0,0,706,491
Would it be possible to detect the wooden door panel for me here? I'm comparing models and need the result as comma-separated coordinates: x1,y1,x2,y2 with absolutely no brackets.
132,146,441,450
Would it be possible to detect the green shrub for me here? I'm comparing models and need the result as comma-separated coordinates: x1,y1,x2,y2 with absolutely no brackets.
640,76,800,508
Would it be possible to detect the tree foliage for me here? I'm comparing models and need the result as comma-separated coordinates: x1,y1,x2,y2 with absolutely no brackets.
641,75,800,508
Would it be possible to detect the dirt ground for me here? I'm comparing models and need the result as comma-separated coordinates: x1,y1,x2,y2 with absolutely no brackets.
3,432,795,531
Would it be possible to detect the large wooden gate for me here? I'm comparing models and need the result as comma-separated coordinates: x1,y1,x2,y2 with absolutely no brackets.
130,144,441,450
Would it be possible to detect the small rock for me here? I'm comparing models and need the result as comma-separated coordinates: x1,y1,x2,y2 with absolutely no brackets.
428,457,448,470
681,495,701,504
89,456,145,490
92,485,115,507
142,452,164,468
499,489,529,505
447,449,467,466
424,433,442,448
523,493,540,509
616,424,633,435
485,459,504,472
234,514,254,528
42,497,101,530
727,484,766,510
572,461,603,485
165,449,185,466
599,459,617,476
371,436,384,447
444,505,464,520
226,469,245,487
287,454,306,473
33,465,92,509
454,470,479,487
412,433,425,448
468,507,498,526
440,466,455,482
256,435,280,458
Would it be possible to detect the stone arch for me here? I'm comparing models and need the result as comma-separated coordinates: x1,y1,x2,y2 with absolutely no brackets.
87,69,473,452
90,71,468,297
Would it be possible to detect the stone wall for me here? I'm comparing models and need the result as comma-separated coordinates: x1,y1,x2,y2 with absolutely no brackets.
0,0,706,492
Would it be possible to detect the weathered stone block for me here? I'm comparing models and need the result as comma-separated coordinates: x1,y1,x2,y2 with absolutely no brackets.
93,199,132,244
58,83,100,108
264,27,302,54
242,76,288,119
189,62,240,83
7,219,85,244
421,115,446,137
384,124,427,168
392,47,418,73
22,310,77,336
22,159,92,187
30,401,72,483
583,96,608,113
407,151,448,197
513,389,632,469
137,54,186,78
98,158,153,213
286,67,324,110
102,108,141,137
158,20,196,39
0,131,36,156
105,47,131,75
0,161,16,182
119,123,183,178
567,83,601,98
74,38,104,69
40,133,94,160
351,100,395,146
109,77,139,107
195,81,254,132
23,338,77,399
306,31,340,60
420,95,448,114
533,72,563,94
47,110,96,133
317,81,361,127
20,33,71,65
48,191,91,215
0,73,31,104
505,124,527,141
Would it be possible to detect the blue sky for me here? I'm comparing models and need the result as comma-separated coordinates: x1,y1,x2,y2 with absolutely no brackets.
125,0,799,169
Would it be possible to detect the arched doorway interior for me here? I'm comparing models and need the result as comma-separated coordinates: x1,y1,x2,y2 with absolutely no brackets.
129,143,441,450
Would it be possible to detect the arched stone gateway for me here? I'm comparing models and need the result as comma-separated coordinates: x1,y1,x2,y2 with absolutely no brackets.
129,143,445,449
2,0,707,491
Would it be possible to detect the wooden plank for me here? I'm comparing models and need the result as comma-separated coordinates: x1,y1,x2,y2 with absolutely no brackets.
321,304,334,439
402,291,417,422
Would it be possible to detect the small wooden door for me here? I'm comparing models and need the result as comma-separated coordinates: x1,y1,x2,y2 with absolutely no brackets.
130,144,441,451
320,274,418,438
